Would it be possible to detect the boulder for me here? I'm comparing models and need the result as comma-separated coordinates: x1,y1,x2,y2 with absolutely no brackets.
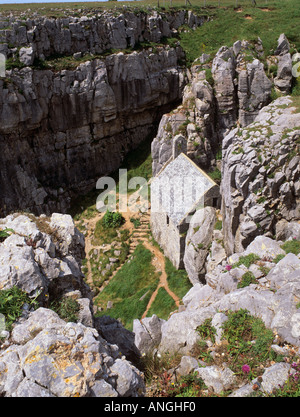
19,46,35,66
133,314,165,355
183,207,216,285
196,365,237,394
274,53,293,94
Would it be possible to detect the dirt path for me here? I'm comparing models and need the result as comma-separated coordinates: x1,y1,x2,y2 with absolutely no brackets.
141,240,180,319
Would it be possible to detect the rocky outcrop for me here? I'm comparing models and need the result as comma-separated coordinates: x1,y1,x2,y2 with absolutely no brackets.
151,38,274,177
133,234,300,396
0,9,206,62
151,66,218,176
274,34,293,94
221,96,300,255
0,45,186,215
183,207,216,285
0,308,145,397
0,212,88,302
0,212,145,397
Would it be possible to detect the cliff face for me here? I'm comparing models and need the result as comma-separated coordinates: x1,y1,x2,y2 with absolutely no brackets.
0,9,206,62
0,46,186,215
0,8,208,215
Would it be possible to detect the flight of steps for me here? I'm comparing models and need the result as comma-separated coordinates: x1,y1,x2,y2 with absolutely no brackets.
129,211,151,255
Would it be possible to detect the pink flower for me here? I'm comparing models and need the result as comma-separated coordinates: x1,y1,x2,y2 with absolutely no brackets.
225,265,232,271
242,364,251,375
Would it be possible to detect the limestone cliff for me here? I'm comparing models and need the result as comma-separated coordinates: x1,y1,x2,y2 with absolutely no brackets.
0,46,186,215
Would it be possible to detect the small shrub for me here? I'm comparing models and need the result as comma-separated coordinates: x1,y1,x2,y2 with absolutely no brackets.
102,210,125,229
197,318,217,344
214,220,222,230
237,271,257,288
0,286,39,331
233,253,260,268
0,228,14,242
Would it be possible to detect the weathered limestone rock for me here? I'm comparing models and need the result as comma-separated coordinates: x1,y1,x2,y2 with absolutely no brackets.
133,314,165,355
151,67,218,176
0,9,206,61
0,47,186,215
238,59,272,127
274,33,290,56
0,212,145,398
211,46,237,132
95,315,141,366
183,207,216,285
0,212,90,305
274,53,293,94
0,308,145,397
221,96,300,255
196,365,237,394
19,46,35,66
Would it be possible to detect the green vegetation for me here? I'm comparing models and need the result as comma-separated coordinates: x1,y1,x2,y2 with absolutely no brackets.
102,210,125,229
50,296,80,322
0,286,39,332
95,244,160,330
281,239,300,256
92,217,118,245
178,0,300,66
207,167,221,184
214,220,222,230
146,287,177,320
130,217,141,228
0,228,14,242
220,309,282,379
274,253,286,263
237,271,258,288
165,257,192,299
232,253,260,268
197,318,217,344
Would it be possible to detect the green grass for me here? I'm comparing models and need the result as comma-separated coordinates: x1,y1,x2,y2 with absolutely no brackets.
165,257,193,299
50,296,80,323
178,0,300,66
281,239,300,256
220,309,283,381
95,243,160,330
0,286,39,332
146,287,177,320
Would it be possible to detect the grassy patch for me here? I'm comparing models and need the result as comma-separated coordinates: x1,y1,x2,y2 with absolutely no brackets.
165,257,192,300
207,168,221,184
146,287,177,320
281,239,300,256
232,253,260,268
92,217,119,245
179,0,300,66
220,309,282,382
94,243,160,330
50,296,80,323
